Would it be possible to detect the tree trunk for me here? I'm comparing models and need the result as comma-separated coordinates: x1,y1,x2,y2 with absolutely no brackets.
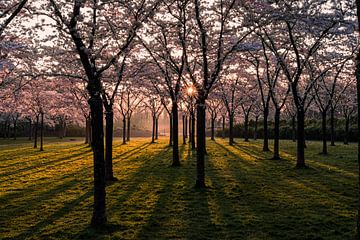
185,115,188,138
183,115,186,145
127,115,131,142
105,110,115,181
169,113,173,146
330,107,336,146
34,115,38,148
172,103,180,166
28,119,32,141
196,100,206,188
296,109,306,168
63,121,67,138
211,116,215,141
263,108,270,151
151,115,155,143
85,117,90,144
321,111,328,154
254,116,258,140
89,94,107,225
355,34,360,239
344,116,350,145
273,109,280,160
155,117,159,140
292,115,296,142
40,112,44,151
122,116,126,144
229,113,234,145
191,112,196,149
244,114,249,142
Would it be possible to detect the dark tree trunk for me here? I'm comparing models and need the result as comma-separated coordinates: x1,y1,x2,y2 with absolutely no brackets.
89,95,107,225
344,116,350,145
185,115,188,138
330,107,336,146
222,115,225,139
34,115,38,148
321,111,328,154
122,117,126,144
196,101,206,188
127,115,131,142
263,108,270,151
172,103,180,166
191,112,196,149
85,117,90,144
105,110,114,181
296,109,306,168
211,116,215,141
273,109,280,160
183,115,186,145
151,115,155,143
244,115,249,142
292,115,296,142
169,114,173,146
254,116,258,140
229,113,234,145
355,34,360,239
40,112,44,151
155,117,159,140
28,119,32,141
188,114,192,143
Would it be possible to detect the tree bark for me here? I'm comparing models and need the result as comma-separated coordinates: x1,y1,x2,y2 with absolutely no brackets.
355,21,360,237
296,109,306,168
330,107,336,146
155,117,159,140
105,110,115,181
34,115,38,148
191,112,196,149
151,115,155,143
229,113,234,145
183,115,186,144
13,117,17,140
122,117,126,144
263,108,270,151
127,115,131,142
321,111,328,154
40,112,44,151
85,117,89,144
185,115,188,138
196,101,206,188
172,103,180,166
89,95,107,225
169,114,173,146
273,109,280,160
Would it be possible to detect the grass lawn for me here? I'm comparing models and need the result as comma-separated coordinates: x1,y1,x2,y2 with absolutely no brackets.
0,137,357,240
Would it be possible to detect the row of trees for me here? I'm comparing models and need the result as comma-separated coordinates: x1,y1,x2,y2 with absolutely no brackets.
1,0,360,236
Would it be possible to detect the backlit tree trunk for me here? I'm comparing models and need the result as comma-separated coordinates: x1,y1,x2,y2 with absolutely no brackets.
292,115,296,142
169,114,173,146
152,114,156,143
183,115,186,144
28,119,32,141
196,101,206,188
344,116,350,145
172,103,180,166
229,113,234,145
191,112,196,149
127,115,131,142
122,117,126,144
254,116,258,140
244,114,249,142
211,116,215,141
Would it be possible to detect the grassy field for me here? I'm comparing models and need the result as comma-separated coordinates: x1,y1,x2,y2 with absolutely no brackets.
0,137,357,240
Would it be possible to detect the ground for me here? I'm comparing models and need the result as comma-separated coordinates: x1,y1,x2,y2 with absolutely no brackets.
0,137,357,240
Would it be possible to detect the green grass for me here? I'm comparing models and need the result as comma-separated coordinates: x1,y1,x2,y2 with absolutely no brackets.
0,137,357,239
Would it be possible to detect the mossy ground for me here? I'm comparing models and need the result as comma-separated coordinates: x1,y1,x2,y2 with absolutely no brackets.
0,137,357,239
